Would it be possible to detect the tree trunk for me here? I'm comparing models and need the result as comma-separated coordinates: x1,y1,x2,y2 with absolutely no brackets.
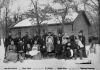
35,1,40,35
61,20,64,34
98,0,100,44
61,13,65,34
5,7,8,38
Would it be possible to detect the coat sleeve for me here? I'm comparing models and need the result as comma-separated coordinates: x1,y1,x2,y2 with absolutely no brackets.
4,38,7,47
83,36,85,45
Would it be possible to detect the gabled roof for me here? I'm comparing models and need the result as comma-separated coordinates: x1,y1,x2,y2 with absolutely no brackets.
74,10,91,26
10,10,91,29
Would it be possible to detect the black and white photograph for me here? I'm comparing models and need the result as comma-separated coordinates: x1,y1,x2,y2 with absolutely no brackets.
0,0,100,70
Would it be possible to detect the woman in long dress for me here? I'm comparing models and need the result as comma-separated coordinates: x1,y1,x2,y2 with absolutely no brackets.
46,32,54,53
3,40,18,63
29,40,41,60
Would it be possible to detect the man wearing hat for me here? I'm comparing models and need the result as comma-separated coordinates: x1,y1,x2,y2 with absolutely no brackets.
78,30,87,58
4,33,13,59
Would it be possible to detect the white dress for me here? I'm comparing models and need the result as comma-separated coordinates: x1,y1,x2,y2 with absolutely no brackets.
78,40,84,48
29,44,40,56
46,36,54,52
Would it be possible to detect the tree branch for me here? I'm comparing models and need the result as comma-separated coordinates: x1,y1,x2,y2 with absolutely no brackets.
31,0,37,12
85,4,99,13
90,0,99,8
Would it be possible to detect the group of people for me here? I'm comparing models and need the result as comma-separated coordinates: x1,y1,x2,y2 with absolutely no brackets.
3,30,87,63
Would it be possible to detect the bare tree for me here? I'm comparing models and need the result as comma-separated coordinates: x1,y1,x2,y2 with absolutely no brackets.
98,0,100,44
0,0,14,38
25,0,50,35
83,0,99,37
42,0,79,33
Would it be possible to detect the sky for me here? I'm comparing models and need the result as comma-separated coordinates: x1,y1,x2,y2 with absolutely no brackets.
0,0,98,21
10,0,32,13
9,0,98,13
10,0,53,13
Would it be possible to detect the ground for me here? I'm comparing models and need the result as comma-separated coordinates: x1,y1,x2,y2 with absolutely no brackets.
0,44,100,70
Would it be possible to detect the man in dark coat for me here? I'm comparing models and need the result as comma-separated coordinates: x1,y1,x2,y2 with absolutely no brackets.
78,30,87,58
27,34,33,47
4,33,13,58
22,32,29,53
38,33,46,57
51,31,57,50
57,34,62,44
70,31,75,43
14,34,21,53
43,31,48,45
4,33,12,48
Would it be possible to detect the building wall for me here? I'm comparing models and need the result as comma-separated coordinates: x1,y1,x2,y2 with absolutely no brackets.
11,15,89,44
64,25,72,36
46,25,72,35
11,27,31,38
11,24,72,38
88,25,98,37
73,15,89,44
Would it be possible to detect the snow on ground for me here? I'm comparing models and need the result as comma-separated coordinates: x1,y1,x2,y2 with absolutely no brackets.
0,44,100,70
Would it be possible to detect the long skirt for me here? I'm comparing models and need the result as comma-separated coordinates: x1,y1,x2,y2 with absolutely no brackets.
29,50,40,56
33,52,42,60
46,42,54,52
29,51,42,60
4,52,18,63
